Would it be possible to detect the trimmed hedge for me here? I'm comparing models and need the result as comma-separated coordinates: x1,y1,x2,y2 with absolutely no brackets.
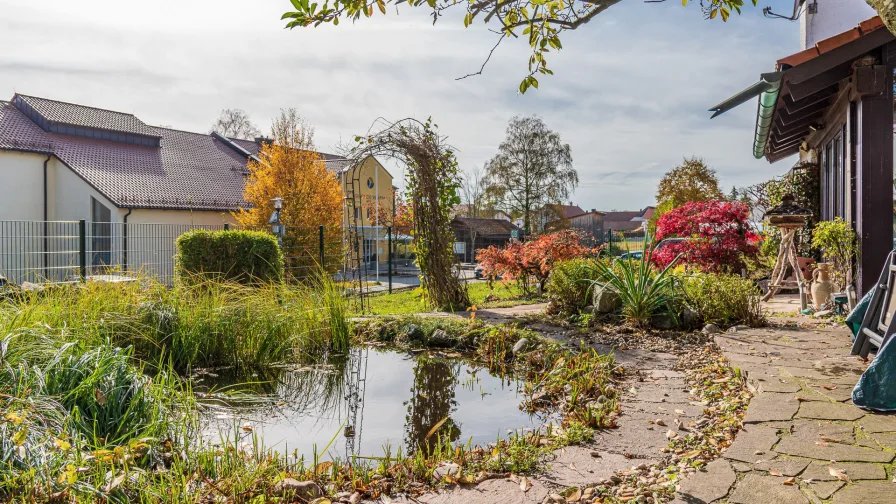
175,229,284,284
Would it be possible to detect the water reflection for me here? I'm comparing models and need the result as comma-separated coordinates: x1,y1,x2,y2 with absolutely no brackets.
197,349,537,460
404,356,461,454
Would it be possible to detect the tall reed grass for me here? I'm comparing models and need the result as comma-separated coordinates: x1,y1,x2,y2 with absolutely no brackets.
0,271,350,373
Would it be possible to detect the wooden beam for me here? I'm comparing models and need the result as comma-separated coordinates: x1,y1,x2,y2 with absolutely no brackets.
786,28,894,85
766,145,800,163
787,65,851,101
781,87,835,115
770,130,808,147
770,138,804,151
776,100,830,125
854,56,894,296
773,114,821,136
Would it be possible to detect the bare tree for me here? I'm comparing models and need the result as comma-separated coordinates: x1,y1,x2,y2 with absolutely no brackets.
483,116,577,236
459,165,487,219
211,108,261,140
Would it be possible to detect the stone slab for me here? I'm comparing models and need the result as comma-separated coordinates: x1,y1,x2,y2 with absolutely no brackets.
775,436,895,463
753,457,811,477
416,477,549,504
800,462,887,481
831,481,896,504
743,393,800,424
728,474,810,504
790,420,856,444
858,414,896,433
808,480,845,500
866,431,896,450
796,402,865,421
722,425,781,463
752,375,802,394
676,459,736,504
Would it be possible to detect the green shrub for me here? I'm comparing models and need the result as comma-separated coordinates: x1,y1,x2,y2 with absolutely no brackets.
176,229,284,284
588,254,679,328
681,273,764,328
547,258,601,314
811,217,857,290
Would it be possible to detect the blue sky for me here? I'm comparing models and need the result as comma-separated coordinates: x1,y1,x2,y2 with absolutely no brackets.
0,0,802,211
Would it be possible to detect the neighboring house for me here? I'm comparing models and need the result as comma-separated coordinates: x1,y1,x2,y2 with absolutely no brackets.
547,209,605,244
709,13,893,296
451,217,521,264
0,93,390,280
602,207,655,234
451,204,512,222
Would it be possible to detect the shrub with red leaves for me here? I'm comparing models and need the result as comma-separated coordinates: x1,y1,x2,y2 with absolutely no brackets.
652,200,759,273
476,230,599,293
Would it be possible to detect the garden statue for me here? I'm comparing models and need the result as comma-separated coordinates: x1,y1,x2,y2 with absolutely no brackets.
811,263,834,310
762,193,813,309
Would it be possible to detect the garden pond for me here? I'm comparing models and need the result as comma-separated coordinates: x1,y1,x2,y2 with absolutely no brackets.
195,348,545,460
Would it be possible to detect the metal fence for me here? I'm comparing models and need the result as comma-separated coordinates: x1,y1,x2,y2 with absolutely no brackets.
0,220,394,287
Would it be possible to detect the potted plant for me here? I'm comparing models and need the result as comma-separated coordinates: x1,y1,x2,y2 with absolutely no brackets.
810,217,857,292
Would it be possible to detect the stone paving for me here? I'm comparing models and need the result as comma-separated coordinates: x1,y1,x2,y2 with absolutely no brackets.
675,322,896,504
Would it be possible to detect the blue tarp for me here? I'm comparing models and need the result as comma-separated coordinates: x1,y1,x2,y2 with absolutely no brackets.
850,287,896,411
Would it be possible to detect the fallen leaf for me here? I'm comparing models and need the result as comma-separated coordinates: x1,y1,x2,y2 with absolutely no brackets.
820,436,844,444
425,417,449,440
94,389,106,406
821,385,838,390
828,467,850,482
674,409,685,415
104,473,125,493
565,487,582,502
769,470,784,477
519,476,532,492
783,477,796,486
815,441,829,447
310,499,332,504
666,430,677,440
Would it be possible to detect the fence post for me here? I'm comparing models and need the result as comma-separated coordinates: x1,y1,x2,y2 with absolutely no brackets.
387,226,393,294
319,225,325,270
78,219,87,282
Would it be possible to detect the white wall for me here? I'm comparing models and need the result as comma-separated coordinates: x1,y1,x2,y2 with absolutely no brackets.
0,150,46,220
123,208,235,225
801,0,877,50
51,158,117,222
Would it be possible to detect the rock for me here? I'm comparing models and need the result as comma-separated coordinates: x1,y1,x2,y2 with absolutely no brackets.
20,281,44,292
512,338,531,356
727,325,749,333
591,285,621,314
272,478,322,500
702,323,722,335
680,307,700,328
433,462,461,480
813,310,833,318
428,329,454,347
651,313,677,330
403,324,424,342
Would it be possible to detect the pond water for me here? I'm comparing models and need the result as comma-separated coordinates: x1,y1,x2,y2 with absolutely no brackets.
195,348,543,460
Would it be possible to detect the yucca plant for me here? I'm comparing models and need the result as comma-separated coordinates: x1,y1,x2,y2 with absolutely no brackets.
587,251,680,328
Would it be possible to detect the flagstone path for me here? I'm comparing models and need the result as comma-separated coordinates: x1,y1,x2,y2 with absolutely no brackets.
674,324,896,504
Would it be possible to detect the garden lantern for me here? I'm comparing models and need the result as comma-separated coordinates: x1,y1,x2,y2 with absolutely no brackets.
269,196,284,246
763,194,812,307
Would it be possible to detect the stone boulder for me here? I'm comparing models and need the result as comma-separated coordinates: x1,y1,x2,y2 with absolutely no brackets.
512,337,530,356
590,285,621,314
272,479,322,500
428,328,454,347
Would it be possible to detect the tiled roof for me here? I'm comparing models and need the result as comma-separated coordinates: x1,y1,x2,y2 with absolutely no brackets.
777,17,885,69
15,94,160,138
0,99,247,211
231,137,352,172
452,217,520,237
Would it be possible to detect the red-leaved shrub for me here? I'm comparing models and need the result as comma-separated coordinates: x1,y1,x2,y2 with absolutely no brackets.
652,200,759,273
476,230,599,293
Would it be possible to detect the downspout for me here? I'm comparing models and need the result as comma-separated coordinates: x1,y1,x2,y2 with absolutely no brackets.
123,208,133,272
43,154,50,280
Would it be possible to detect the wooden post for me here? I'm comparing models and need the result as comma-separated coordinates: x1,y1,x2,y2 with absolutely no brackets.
854,60,894,296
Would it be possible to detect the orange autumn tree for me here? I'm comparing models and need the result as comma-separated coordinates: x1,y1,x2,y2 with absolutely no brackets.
234,109,343,277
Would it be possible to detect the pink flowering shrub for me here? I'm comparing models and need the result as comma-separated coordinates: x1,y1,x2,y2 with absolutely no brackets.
652,200,759,273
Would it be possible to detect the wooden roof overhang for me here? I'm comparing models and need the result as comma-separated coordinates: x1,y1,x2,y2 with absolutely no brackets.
709,17,894,163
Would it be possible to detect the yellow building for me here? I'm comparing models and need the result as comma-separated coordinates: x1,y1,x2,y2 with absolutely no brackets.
332,156,396,265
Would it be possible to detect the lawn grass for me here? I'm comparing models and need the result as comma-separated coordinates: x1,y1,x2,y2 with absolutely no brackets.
363,280,541,316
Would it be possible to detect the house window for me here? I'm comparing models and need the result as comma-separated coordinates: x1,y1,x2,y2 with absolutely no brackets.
367,177,374,189
821,126,847,221
90,196,112,268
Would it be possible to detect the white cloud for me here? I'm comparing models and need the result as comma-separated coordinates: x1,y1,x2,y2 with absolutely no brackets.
0,0,800,210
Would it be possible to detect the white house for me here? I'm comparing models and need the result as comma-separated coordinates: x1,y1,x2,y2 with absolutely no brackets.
0,93,363,283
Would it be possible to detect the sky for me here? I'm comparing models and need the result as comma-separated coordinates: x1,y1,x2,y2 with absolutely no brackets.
0,0,802,211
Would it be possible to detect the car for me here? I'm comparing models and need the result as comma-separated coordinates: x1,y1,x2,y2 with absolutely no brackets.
474,265,503,280
617,250,644,261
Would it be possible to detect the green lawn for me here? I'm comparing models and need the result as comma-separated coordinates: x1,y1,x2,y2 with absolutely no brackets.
363,281,541,315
